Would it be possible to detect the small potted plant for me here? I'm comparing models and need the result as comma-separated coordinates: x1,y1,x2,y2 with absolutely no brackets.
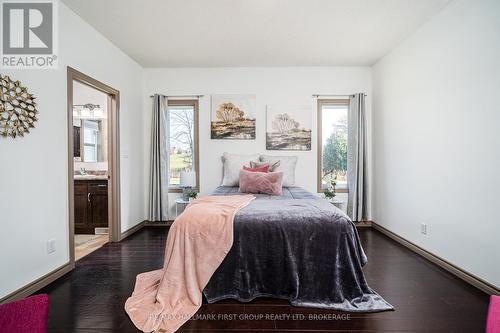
323,176,337,201
186,189,198,202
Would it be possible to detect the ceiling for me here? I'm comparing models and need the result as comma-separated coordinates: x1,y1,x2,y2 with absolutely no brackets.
62,0,451,67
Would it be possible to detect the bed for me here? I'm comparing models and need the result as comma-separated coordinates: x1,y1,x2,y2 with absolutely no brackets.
203,186,393,312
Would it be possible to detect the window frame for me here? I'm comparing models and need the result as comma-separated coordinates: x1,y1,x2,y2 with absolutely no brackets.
317,99,350,193
167,99,200,193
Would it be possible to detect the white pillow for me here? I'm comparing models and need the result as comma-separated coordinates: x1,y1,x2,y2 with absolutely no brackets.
260,155,297,187
221,153,260,186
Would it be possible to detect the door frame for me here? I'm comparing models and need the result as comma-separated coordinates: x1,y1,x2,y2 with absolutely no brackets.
67,66,121,267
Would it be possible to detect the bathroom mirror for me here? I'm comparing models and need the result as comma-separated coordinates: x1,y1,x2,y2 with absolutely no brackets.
73,119,107,162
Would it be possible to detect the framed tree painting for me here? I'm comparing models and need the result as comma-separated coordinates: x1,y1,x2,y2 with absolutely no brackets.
211,94,256,139
266,105,311,151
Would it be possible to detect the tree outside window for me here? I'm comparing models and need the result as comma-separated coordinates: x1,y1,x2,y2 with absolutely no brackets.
319,101,349,191
168,104,197,187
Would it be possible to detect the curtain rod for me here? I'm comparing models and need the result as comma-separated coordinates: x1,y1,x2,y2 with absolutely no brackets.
149,94,204,98
312,94,367,98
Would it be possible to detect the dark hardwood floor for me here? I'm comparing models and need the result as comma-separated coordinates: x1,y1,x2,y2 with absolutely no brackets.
38,227,489,332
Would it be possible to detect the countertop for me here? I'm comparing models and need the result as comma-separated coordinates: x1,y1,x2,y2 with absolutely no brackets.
74,174,108,181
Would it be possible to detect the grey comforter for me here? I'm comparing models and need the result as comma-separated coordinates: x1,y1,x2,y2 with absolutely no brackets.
203,186,393,312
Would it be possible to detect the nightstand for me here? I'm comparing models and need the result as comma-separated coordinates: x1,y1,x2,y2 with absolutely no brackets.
175,198,190,216
329,198,347,212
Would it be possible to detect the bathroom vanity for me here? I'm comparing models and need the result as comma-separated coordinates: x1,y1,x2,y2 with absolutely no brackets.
74,177,108,234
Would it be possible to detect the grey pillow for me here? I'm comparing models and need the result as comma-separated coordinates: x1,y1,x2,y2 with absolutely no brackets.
260,155,297,186
250,160,281,171
221,153,260,186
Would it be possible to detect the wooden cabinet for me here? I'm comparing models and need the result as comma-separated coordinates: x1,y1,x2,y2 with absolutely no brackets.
74,180,108,234
74,182,89,233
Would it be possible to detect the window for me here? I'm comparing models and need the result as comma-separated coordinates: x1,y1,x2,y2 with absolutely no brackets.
83,120,99,162
167,100,199,191
317,99,349,192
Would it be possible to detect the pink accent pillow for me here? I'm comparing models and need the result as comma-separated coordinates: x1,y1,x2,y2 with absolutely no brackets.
239,170,283,196
487,295,500,333
243,164,270,173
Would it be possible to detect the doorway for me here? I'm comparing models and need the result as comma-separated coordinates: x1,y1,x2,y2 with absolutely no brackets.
67,67,120,265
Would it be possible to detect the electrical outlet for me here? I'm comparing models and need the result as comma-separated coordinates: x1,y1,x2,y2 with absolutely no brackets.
47,239,56,254
420,223,427,235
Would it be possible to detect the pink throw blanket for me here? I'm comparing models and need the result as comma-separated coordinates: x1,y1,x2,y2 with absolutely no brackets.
125,195,255,333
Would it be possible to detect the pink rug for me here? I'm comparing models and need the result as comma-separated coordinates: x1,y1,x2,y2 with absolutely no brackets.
0,294,50,333
487,295,500,333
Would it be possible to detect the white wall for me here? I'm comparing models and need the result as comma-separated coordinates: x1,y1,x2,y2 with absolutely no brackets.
0,3,145,299
373,0,500,287
144,67,372,219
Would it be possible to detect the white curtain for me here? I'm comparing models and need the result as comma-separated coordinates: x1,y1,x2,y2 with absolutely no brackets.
148,94,169,221
347,93,368,221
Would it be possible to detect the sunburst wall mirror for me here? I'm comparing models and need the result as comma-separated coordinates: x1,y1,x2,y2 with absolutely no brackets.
0,74,38,138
